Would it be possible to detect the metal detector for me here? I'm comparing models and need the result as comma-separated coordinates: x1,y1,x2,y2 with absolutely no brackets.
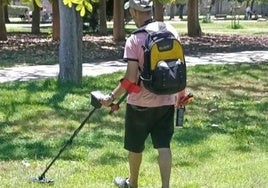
30,91,127,183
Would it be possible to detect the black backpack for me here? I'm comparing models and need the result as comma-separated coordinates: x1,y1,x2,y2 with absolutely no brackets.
133,22,186,95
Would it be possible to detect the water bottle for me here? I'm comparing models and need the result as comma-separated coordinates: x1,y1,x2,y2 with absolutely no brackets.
176,106,185,127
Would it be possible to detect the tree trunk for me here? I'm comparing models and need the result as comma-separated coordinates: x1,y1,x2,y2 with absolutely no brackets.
153,0,163,21
58,0,83,85
250,0,255,19
4,4,9,23
99,0,107,35
187,0,202,37
0,0,7,41
113,0,125,42
169,3,175,20
31,0,40,34
178,4,185,20
52,0,60,41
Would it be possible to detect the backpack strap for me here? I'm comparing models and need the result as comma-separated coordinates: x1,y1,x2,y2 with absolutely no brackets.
132,19,155,34
133,21,169,86
133,21,168,35
132,20,154,86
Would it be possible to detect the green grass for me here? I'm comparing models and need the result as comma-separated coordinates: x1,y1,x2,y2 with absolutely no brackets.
6,18,268,35
6,24,53,34
123,19,268,35
0,64,267,187
170,20,268,35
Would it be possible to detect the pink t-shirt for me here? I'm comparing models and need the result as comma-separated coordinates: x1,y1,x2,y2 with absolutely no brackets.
123,22,180,107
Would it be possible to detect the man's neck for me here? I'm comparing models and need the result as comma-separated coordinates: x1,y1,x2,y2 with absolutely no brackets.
138,17,153,28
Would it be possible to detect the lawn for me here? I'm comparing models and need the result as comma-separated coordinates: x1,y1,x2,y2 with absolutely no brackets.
124,19,268,35
0,64,267,188
6,17,268,35
1,16,268,187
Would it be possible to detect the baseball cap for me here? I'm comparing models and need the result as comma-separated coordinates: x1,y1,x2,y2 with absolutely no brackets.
124,0,152,12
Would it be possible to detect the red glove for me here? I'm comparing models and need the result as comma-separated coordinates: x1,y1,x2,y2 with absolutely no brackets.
175,91,194,108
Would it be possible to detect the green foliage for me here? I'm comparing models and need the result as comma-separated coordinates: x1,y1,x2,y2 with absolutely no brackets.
34,0,42,7
230,16,243,29
202,17,212,23
155,0,173,4
22,0,42,8
235,0,268,5
7,5,30,17
231,21,243,29
63,0,98,16
172,0,187,4
160,0,187,5
259,0,268,4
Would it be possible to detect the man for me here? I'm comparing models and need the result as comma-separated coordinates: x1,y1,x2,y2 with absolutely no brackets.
101,0,186,187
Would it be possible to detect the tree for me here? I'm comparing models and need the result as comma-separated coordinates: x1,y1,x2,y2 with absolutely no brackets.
187,0,202,37
4,4,9,23
31,0,41,34
154,0,164,21
52,0,60,41
113,0,125,42
154,0,175,21
99,0,107,35
0,0,7,41
58,0,83,84
169,3,175,20
171,0,187,20
56,0,94,84
250,0,255,18
207,0,215,20
177,3,186,20
19,0,43,34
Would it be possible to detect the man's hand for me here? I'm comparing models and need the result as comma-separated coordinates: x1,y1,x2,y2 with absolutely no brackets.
175,91,193,108
100,94,114,107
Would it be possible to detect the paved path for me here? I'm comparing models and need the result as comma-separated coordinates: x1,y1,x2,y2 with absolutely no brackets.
0,51,267,83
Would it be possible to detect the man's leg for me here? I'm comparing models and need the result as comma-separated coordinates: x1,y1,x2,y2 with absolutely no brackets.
128,151,142,188
158,148,172,188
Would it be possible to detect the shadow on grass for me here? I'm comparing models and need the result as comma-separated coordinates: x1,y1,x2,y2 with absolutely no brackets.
172,63,267,163
0,64,267,164
0,73,123,161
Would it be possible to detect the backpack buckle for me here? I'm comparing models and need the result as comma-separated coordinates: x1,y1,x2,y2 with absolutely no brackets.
140,75,152,82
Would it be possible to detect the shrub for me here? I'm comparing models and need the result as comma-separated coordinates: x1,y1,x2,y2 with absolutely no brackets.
8,5,30,18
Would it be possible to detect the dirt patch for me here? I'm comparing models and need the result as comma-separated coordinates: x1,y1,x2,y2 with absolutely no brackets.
1,33,268,67
181,34,268,55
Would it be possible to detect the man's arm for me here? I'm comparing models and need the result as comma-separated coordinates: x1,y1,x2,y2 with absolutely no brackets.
101,60,139,107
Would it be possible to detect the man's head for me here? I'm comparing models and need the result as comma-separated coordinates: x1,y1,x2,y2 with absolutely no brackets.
124,0,152,12
124,0,152,27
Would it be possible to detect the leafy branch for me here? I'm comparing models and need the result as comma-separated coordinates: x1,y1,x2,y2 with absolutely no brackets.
63,0,98,16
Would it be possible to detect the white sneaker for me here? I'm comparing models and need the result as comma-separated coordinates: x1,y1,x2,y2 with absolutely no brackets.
114,177,132,188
